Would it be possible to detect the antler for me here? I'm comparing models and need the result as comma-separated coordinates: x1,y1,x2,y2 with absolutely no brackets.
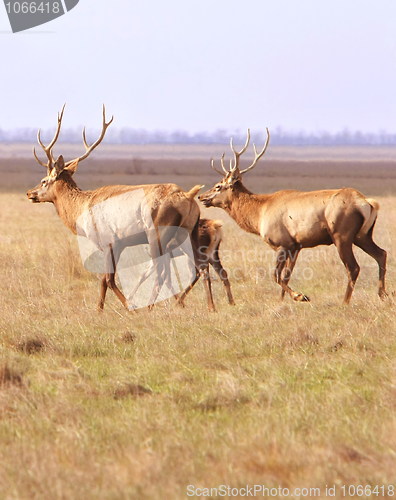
239,128,270,174
210,128,270,176
230,129,251,170
210,129,251,175
33,103,66,171
210,152,228,175
64,105,113,168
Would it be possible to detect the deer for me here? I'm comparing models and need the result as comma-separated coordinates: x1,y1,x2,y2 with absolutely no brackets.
127,218,235,307
192,218,235,305
198,129,387,304
26,105,216,311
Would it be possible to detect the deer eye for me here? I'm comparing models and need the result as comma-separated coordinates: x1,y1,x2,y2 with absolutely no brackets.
41,180,47,187
215,184,222,191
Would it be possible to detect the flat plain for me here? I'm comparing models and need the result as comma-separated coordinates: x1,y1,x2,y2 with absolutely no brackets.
0,145,396,499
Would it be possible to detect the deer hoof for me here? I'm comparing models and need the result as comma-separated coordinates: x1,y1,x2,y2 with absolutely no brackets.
294,292,310,302
379,290,388,300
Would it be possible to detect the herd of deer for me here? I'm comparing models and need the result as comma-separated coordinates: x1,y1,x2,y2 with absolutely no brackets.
27,106,387,311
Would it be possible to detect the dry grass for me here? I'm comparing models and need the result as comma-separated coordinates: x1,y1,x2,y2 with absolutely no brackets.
0,150,396,498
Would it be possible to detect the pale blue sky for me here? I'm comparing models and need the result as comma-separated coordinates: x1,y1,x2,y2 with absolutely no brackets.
1,0,396,134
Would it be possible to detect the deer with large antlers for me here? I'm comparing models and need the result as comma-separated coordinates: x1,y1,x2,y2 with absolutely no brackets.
199,129,387,304
27,105,216,311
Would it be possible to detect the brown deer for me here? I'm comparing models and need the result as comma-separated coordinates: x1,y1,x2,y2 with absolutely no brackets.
128,218,235,307
175,218,235,306
27,105,216,311
198,129,387,304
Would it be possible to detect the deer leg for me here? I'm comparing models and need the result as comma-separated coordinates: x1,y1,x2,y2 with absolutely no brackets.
171,221,216,311
128,260,156,303
146,253,186,309
104,245,129,310
201,267,215,312
280,249,301,300
280,257,290,300
176,268,201,307
164,250,181,300
146,258,167,309
146,227,186,309
354,233,387,299
189,222,216,311
141,229,166,310
333,236,360,304
210,249,235,305
98,275,108,311
274,248,309,302
148,251,180,309
177,266,215,311
128,249,174,308
105,273,129,309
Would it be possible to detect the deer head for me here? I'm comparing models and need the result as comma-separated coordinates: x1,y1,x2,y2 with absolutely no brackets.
27,105,113,203
198,128,270,209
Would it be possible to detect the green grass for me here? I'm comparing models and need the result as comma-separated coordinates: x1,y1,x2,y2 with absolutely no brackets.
0,193,395,499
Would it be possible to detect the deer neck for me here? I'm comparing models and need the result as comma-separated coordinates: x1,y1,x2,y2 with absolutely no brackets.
51,178,91,235
227,183,267,236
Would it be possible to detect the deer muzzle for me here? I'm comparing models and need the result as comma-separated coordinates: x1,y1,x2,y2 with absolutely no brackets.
198,192,215,207
27,190,39,203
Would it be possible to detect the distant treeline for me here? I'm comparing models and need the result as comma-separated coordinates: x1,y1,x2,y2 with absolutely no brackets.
1,127,396,145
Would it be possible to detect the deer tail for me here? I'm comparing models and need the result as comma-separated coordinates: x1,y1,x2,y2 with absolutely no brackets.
357,198,379,237
185,184,204,200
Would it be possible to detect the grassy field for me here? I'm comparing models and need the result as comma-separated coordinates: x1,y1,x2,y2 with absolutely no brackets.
1,148,396,498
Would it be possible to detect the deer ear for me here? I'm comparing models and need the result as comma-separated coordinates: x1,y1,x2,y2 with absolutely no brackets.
64,159,79,175
54,155,65,175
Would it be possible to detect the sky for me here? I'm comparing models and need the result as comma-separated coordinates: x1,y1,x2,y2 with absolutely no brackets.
1,0,396,135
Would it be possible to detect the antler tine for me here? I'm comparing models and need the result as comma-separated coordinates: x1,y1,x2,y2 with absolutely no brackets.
35,103,66,170
37,129,45,150
64,105,114,168
82,127,89,149
219,153,228,173
33,147,48,168
230,129,251,170
210,152,228,175
239,127,270,175
46,103,66,154
210,158,224,175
